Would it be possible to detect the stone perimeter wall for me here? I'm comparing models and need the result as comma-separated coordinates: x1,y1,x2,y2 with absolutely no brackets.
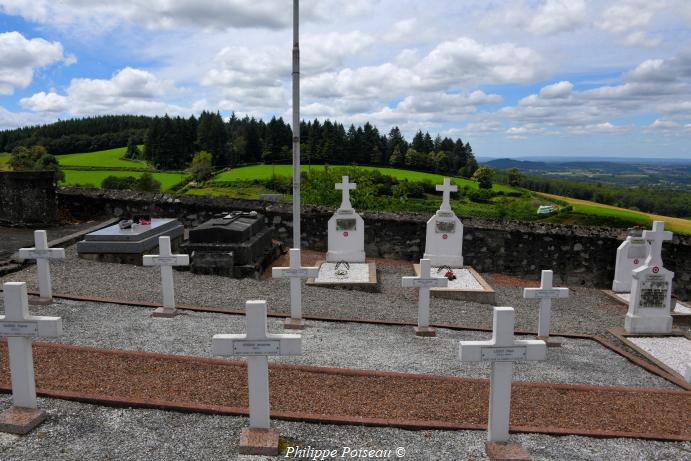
0,171,58,226
57,187,691,300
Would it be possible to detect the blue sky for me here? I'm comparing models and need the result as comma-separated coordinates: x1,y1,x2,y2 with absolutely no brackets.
0,0,690,158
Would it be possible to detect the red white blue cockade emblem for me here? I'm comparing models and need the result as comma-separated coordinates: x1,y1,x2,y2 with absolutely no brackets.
442,234,448,240
343,231,349,237
652,266,659,273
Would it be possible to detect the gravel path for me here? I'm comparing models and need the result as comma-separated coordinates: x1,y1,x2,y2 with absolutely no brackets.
0,298,677,389
0,396,689,461
0,246,651,338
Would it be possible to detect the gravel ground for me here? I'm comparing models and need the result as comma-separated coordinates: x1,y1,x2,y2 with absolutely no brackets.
0,298,677,390
629,337,691,377
1,246,665,339
0,395,689,461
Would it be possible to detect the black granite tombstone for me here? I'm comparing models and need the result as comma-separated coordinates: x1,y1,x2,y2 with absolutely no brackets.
180,211,279,278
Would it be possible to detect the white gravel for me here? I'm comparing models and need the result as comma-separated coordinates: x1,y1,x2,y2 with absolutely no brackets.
629,336,691,377
0,395,689,461
314,262,371,283
431,266,484,290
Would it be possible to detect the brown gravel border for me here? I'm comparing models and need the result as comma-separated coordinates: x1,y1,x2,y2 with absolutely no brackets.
0,341,689,441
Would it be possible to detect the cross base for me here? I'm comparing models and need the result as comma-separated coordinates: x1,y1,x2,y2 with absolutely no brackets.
485,442,531,461
284,317,305,330
537,336,561,348
239,427,280,456
414,326,436,337
28,296,53,306
625,314,672,334
0,407,47,435
151,307,178,318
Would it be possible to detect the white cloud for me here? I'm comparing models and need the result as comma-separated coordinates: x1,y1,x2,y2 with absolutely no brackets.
529,0,586,35
20,67,182,115
539,81,574,98
0,31,72,94
598,0,666,47
648,119,681,131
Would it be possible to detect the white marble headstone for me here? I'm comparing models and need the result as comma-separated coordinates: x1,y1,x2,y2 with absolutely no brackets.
612,233,650,293
326,176,365,263
625,221,674,334
423,178,464,267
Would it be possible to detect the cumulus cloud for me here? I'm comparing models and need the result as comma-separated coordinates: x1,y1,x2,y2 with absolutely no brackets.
20,67,182,115
0,31,72,94
539,81,574,98
598,0,666,47
528,0,586,35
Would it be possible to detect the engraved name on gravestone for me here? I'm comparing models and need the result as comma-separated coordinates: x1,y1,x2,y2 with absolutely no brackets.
639,276,668,309
424,178,464,267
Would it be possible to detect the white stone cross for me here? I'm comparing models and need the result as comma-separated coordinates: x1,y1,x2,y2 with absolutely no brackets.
272,248,319,329
335,175,356,210
459,306,546,442
212,300,301,429
1,282,62,410
643,221,672,267
18,230,65,303
522,270,569,340
143,236,189,317
402,259,448,336
436,177,458,212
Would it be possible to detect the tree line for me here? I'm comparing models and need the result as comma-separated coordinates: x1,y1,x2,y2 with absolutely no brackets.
1,113,479,178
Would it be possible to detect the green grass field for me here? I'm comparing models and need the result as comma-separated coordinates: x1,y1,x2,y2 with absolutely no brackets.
211,164,517,193
57,147,148,168
0,152,10,170
61,170,187,191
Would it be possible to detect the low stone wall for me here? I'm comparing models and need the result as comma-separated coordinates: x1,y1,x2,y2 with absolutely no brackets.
57,187,691,300
0,171,58,226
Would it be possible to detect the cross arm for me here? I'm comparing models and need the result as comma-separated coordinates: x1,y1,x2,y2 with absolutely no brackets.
523,287,569,299
212,333,302,356
402,276,449,288
272,266,320,278
142,254,190,266
0,315,62,337
17,248,65,260
459,339,546,362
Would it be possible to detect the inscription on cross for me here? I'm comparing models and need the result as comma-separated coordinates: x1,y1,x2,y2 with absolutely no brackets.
335,175,356,210
272,248,319,329
436,177,457,212
523,270,568,346
212,300,301,455
402,259,448,336
18,230,65,304
143,236,189,318
459,307,546,445
0,282,62,434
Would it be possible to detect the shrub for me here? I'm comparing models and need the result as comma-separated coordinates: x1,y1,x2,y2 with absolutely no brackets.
468,188,495,203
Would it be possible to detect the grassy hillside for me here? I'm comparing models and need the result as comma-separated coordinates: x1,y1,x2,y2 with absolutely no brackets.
211,164,518,193
538,193,691,234
0,152,10,170
57,147,148,168
61,170,186,191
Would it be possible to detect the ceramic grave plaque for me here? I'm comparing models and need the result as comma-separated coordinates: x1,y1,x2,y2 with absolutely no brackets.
423,178,464,267
625,221,674,334
326,176,365,262
612,229,650,293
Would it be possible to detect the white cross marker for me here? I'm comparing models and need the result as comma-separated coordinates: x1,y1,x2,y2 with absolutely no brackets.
1,282,62,410
143,236,189,317
436,177,458,212
272,248,319,329
522,270,569,341
459,307,546,442
212,300,301,429
335,176,357,210
402,259,448,336
642,221,672,267
17,230,65,303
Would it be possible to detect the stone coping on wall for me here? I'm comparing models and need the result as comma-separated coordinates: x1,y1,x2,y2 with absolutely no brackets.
56,187,691,245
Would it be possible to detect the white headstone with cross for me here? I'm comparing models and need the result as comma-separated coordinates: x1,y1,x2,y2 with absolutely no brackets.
17,230,65,303
612,230,650,293
326,176,365,262
272,248,319,329
143,236,189,318
423,177,464,267
625,221,674,334
459,306,546,443
212,300,301,431
523,270,568,344
0,282,62,433
402,258,448,336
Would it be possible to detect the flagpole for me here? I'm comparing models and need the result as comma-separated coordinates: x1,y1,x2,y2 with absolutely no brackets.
292,0,301,248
